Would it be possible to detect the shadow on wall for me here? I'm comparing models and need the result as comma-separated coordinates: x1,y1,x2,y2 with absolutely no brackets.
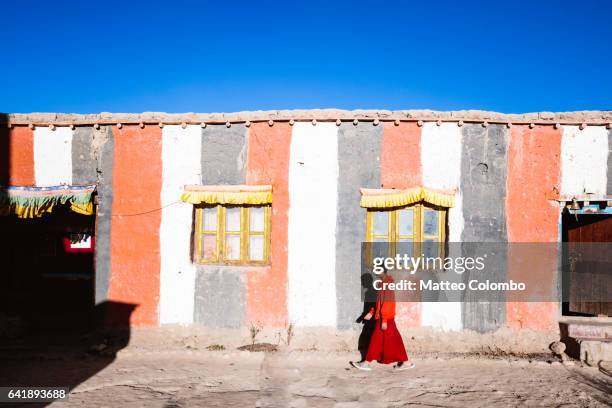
356,273,376,362
0,301,136,407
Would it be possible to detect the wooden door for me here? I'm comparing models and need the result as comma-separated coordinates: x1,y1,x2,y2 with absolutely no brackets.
563,214,612,316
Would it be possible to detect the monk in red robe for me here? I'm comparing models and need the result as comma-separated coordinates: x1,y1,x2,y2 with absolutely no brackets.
351,269,415,371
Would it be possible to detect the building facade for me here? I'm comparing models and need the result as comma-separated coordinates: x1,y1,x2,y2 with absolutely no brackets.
1,110,610,333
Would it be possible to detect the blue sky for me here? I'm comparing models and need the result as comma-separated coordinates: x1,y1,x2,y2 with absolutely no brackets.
1,0,610,113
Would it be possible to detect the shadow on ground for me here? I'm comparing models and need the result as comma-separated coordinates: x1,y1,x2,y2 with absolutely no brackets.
0,301,135,407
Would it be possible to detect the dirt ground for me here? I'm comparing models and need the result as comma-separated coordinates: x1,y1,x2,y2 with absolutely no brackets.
1,344,611,407
1,326,611,407
67,353,612,408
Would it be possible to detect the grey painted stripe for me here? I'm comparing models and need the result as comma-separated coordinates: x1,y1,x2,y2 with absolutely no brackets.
335,123,382,330
196,124,248,326
607,129,612,195
194,269,245,328
201,124,247,184
94,126,114,305
460,124,508,333
72,127,97,185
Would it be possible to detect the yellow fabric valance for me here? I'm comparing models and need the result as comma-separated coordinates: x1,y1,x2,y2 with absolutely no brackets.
360,186,455,208
181,185,272,205
0,185,96,219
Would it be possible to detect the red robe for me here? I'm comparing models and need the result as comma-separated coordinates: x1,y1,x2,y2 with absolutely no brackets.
365,274,409,364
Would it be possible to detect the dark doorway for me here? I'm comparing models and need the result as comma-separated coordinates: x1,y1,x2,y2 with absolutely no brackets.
562,213,612,317
0,205,95,333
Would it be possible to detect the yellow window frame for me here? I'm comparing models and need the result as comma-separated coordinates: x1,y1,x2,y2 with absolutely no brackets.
365,203,447,258
194,204,271,265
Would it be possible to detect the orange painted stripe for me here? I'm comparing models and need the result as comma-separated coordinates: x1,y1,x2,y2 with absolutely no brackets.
245,122,291,327
108,126,162,327
381,122,422,328
0,127,35,185
506,125,561,330
381,122,422,189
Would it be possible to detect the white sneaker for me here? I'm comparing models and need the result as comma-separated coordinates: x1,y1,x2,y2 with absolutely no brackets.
393,362,415,371
350,361,372,371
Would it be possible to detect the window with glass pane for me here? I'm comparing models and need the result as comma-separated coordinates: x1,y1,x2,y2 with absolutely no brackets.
225,207,242,260
396,207,415,260
366,203,447,256
201,206,219,262
397,208,414,241
195,204,271,265
248,206,267,261
422,208,439,238
372,211,390,240
421,207,443,259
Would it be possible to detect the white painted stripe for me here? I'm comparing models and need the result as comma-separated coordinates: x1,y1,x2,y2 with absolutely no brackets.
421,122,462,331
160,125,202,325
422,122,462,191
288,123,338,327
561,125,608,197
34,126,73,186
